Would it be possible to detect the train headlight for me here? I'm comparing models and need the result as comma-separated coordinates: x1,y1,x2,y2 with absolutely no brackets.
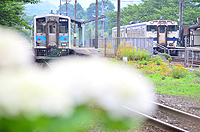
61,43,67,46
171,21,175,24
150,21,154,24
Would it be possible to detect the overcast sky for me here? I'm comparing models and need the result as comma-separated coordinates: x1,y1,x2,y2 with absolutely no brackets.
43,0,141,9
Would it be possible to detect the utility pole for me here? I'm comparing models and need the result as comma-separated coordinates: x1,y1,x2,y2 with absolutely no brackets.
116,0,120,56
60,0,61,15
95,0,98,48
101,0,104,38
74,0,77,46
179,0,183,44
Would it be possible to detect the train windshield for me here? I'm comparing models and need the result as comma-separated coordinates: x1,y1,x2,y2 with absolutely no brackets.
36,17,46,33
147,25,157,31
168,25,177,31
59,18,68,33
160,26,165,33
49,23,56,33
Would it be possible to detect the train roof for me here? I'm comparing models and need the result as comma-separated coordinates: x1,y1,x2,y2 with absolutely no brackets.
147,20,176,23
34,14,70,19
34,14,106,27
112,19,177,30
34,14,83,27
189,24,200,30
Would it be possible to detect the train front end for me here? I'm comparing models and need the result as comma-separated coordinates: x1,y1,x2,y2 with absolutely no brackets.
32,14,71,61
147,20,177,48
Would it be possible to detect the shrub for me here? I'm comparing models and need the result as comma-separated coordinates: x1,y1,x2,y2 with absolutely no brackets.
143,60,148,65
156,60,162,65
158,53,172,63
193,70,200,77
172,65,187,79
118,44,149,61
161,76,166,80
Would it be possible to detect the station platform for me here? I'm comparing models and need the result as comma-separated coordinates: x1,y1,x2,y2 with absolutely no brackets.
70,47,100,57
176,46,200,51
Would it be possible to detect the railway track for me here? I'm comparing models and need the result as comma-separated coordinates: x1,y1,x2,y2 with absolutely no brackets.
171,56,200,67
123,101,200,132
44,61,54,71
40,61,200,131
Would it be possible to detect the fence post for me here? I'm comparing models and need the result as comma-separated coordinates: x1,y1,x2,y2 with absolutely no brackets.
192,50,194,65
184,36,187,68
104,38,106,57
168,49,170,55
115,37,119,57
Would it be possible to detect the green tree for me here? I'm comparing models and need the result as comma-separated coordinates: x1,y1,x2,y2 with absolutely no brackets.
0,0,40,29
85,0,115,38
0,0,40,40
86,0,115,20
0,2,26,29
4,0,40,4
23,15,36,26
108,0,200,32
56,3,86,20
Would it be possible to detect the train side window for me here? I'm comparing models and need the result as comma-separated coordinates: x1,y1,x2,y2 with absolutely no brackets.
168,25,177,31
147,25,157,31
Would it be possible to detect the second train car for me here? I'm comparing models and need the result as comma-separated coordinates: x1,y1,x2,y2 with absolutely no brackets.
112,19,178,52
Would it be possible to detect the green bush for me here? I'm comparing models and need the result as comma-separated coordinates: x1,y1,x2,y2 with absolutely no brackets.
158,53,172,63
119,46,149,61
193,70,200,77
172,66,187,79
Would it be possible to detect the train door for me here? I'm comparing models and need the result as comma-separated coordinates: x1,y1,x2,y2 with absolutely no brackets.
46,21,59,48
47,22,56,47
157,26,167,46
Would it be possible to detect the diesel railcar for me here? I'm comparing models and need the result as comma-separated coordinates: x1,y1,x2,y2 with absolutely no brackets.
31,14,72,61
112,19,178,53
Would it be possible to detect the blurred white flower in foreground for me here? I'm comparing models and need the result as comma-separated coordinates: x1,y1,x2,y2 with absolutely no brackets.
0,26,156,125
51,57,156,120
0,68,74,119
0,26,33,70
0,27,73,120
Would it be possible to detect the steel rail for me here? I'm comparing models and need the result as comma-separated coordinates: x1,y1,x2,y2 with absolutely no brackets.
152,101,200,124
122,105,189,132
44,61,54,71
172,57,200,66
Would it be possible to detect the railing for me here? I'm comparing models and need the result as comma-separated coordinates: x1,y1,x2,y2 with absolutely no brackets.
153,42,170,54
84,37,154,57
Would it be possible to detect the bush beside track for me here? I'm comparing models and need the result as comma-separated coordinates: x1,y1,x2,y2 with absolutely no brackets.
111,46,200,100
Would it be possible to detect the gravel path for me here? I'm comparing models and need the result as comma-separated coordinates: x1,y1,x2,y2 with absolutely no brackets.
139,94,200,132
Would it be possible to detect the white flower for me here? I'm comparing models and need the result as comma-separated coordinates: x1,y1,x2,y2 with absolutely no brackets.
0,27,33,70
0,66,74,120
50,57,156,120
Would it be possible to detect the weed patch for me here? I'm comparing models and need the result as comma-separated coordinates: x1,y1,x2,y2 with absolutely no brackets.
110,47,200,100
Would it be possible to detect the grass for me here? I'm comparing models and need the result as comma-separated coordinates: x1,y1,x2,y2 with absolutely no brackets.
113,44,200,101
147,73,200,99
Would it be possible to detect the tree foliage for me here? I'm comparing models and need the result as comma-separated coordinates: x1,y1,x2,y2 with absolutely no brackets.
108,0,200,31
4,0,40,4
56,3,86,20
85,0,115,38
86,0,115,20
0,0,39,29
0,2,25,28
0,0,40,39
